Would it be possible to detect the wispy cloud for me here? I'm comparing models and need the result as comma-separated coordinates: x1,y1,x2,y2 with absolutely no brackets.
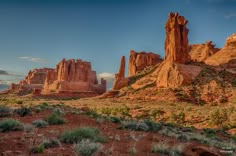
0,80,13,85
18,56,47,63
224,13,236,19
98,72,114,78
0,69,11,76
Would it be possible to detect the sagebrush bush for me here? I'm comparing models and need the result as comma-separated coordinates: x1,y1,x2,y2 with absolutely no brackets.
42,138,61,148
144,120,162,132
45,113,65,125
0,106,12,117
23,124,35,133
73,139,101,156
32,120,48,128
16,107,32,117
60,127,105,144
0,118,23,132
119,121,149,131
151,142,169,154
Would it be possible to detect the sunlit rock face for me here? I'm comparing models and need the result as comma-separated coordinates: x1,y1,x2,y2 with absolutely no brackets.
128,50,162,76
43,58,106,94
156,12,202,88
205,33,236,68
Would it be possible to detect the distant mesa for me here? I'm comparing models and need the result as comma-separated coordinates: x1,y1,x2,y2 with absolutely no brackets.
8,58,106,97
128,50,163,76
189,41,220,62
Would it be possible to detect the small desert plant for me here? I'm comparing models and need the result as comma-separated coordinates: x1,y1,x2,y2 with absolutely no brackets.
60,127,105,144
169,111,185,124
32,120,48,128
16,107,32,117
151,142,169,154
170,144,184,156
119,121,149,131
0,106,12,117
52,108,65,116
23,124,35,133
144,120,162,132
0,118,23,132
73,139,101,156
128,146,137,155
42,138,61,148
109,116,121,123
30,144,45,154
45,113,65,125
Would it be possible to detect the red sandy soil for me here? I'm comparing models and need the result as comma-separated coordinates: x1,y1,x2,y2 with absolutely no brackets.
0,108,225,156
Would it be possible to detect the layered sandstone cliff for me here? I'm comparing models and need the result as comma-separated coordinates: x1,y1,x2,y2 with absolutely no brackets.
205,33,236,68
128,50,162,76
43,58,106,94
189,41,220,62
156,12,202,88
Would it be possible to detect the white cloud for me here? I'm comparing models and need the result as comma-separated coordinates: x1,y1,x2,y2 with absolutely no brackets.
0,80,12,85
224,13,236,19
98,72,115,78
18,56,47,63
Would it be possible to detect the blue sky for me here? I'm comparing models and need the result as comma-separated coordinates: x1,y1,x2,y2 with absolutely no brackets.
0,0,236,89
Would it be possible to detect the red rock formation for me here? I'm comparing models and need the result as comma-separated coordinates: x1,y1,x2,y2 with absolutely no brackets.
164,12,190,64
10,68,54,95
112,56,128,90
43,58,106,94
189,41,220,62
156,12,202,88
205,33,236,68
128,50,163,76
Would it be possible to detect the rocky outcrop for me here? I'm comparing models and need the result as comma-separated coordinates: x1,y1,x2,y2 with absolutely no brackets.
156,12,202,88
112,56,129,90
128,50,163,76
43,58,106,94
164,12,190,64
205,33,236,68
10,68,54,95
189,41,220,62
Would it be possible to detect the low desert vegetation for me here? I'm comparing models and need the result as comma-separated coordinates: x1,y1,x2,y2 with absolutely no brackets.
60,127,106,144
0,118,23,132
16,106,32,117
45,112,65,125
32,119,48,128
73,139,101,156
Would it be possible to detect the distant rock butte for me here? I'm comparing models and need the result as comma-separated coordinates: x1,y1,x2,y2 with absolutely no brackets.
189,41,220,62
205,33,236,67
112,56,128,90
10,68,54,95
43,58,106,94
156,12,202,88
128,50,163,76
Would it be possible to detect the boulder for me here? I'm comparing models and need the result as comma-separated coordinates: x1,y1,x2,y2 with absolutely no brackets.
128,50,163,76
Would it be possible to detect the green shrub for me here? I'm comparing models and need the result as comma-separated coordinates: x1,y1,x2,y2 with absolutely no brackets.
30,144,44,154
202,128,216,138
73,139,101,156
0,119,23,132
45,113,65,125
60,127,105,144
42,138,61,148
0,106,12,117
170,111,185,124
16,107,31,117
32,120,48,128
52,108,65,116
119,121,149,131
109,116,121,123
144,120,162,132
177,134,188,143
